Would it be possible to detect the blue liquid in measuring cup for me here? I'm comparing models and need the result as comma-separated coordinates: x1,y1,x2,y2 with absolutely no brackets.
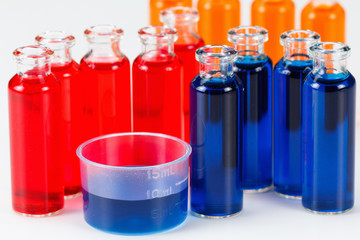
82,187,188,234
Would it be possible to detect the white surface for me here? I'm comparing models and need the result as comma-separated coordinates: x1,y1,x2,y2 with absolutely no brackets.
0,0,359,239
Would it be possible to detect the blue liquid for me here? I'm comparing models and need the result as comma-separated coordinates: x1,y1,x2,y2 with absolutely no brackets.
273,59,312,197
190,75,243,217
302,72,356,213
234,56,273,191
82,188,188,234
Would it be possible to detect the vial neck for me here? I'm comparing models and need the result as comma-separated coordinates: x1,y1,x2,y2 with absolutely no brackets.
234,43,266,60
199,62,234,79
175,23,198,41
313,58,348,80
87,41,122,60
17,63,51,80
283,45,311,64
142,42,175,60
52,48,72,67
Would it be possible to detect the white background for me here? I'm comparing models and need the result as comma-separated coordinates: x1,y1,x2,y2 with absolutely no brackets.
0,0,359,239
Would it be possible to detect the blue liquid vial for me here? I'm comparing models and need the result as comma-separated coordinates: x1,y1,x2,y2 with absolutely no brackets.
190,45,243,218
273,30,320,199
302,42,356,214
228,26,272,192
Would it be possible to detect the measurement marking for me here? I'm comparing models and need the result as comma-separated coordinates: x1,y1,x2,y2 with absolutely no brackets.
175,177,188,186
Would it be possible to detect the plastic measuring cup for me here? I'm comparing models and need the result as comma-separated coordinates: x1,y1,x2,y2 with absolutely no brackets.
76,132,191,235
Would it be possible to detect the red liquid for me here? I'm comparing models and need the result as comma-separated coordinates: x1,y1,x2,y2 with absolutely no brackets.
52,60,82,196
133,54,184,140
175,40,205,142
8,73,64,215
80,57,132,140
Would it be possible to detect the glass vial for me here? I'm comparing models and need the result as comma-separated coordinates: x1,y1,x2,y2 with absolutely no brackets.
190,45,243,218
251,0,295,62
302,42,355,214
133,26,184,139
197,0,241,45
228,26,272,192
160,6,205,142
36,31,82,198
149,0,192,25
273,30,320,199
301,0,345,43
80,25,132,140
8,46,64,216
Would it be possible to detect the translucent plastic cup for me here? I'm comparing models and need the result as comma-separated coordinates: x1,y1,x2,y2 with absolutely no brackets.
76,132,191,235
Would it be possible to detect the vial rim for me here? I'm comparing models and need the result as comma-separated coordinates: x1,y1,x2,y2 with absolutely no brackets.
228,26,268,45
196,45,237,64
35,30,75,50
138,25,177,38
84,24,124,42
76,132,192,171
280,29,320,47
13,45,54,63
310,42,351,60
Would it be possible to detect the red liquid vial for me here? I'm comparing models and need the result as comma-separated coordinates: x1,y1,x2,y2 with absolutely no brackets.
8,46,64,216
133,26,184,139
36,31,83,198
80,25,132,140
160,7,205,142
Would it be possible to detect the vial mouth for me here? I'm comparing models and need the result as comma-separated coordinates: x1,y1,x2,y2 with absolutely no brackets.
160,6,199,26
13,45,54,65
35,31,75,50
84,24,124,43
280,30,320,47
310,42,351,61
228,26,268,45
196,45,237,65
138,26,177,44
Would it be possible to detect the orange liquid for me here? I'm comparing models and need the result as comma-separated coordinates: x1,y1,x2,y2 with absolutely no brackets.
149,0,192,25
301,1,345,43
251,0,295,62
197,0,241,45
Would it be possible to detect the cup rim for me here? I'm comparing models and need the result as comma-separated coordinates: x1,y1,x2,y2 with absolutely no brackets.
76,132,192,170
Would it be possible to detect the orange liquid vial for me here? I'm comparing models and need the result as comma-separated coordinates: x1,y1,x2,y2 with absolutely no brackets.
197,0,241,45
301,0,345,43
251,0,295,62
149,0,192,25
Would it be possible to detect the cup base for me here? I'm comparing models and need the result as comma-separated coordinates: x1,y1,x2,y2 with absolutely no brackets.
84,213,188,235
